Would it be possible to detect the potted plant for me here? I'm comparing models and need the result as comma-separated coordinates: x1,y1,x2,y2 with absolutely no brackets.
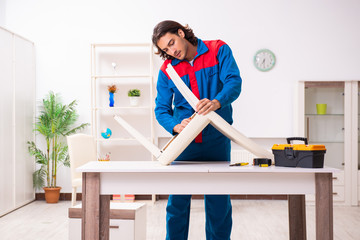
27,91,89,203
128,89,141,106
108,84,117,107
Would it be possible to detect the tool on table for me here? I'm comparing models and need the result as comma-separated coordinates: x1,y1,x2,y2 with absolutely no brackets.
253,158,272,167
229,162,249,167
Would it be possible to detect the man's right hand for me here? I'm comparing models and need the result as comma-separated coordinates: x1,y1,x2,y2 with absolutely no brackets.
173,118,192,133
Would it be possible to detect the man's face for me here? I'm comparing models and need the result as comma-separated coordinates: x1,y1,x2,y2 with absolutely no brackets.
157,29,188,60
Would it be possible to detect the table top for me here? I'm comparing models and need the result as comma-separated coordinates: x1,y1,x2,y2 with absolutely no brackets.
77,161,340,173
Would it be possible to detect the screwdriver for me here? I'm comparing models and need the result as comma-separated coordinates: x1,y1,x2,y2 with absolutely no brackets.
229,162,249,167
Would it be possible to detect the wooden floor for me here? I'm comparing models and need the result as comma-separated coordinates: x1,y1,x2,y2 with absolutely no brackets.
0,199,359,240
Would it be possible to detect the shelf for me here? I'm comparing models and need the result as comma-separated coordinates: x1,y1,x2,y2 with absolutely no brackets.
91,42,156,202
92,43,151,47
305,114,344,116
92,75,152,79
300,81,360,205
96,138,151,142
304,81,344,88
94,107,151,110
96,138,153,147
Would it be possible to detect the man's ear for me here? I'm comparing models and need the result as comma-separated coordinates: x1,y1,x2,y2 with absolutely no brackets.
178,29,185,38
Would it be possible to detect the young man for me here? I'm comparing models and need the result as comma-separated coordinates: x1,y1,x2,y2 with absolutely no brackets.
152,20,242,240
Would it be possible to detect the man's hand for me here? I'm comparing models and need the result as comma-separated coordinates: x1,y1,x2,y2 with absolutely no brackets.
173,118,192,134
173,99,220,133
196,99,221,115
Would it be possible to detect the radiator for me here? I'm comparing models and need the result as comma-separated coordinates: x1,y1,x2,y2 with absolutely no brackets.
231,150,256,165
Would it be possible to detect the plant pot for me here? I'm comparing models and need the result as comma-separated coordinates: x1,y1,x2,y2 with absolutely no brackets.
316,103,327,115
129,96,140,106
43,187,61,203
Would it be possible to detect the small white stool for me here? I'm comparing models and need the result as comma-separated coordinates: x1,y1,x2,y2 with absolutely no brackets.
68,202,146,240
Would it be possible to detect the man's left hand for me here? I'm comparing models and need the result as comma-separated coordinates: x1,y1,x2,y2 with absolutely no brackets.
196,99,221,115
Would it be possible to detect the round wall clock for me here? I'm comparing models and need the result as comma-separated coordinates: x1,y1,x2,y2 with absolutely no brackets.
253,49,276,72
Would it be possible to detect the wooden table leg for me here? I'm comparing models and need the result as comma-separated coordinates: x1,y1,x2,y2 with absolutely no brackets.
100,195,111,240
288,195,307,240
82,172,100,240
315,173,333,240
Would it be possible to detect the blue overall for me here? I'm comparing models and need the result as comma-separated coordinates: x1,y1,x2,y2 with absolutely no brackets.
155,39,242,240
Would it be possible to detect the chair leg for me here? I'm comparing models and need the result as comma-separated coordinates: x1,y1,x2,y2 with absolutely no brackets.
72,187,77,206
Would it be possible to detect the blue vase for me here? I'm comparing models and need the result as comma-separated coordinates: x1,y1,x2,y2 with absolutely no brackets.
109,92,114,107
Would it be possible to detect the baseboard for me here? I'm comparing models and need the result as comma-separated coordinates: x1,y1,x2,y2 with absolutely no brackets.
35,193,287,201
158,195,287,200
35,193,82,201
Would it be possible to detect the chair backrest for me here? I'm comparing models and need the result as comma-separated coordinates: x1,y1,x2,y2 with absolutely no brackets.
67,134,97,182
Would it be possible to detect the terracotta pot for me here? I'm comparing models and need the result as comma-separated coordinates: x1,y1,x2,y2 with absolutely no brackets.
43,187,62,203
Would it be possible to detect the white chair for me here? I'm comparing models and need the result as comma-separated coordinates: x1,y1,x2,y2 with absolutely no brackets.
67,134,97,206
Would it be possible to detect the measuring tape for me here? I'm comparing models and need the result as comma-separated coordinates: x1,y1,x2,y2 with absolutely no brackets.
253,158,272,167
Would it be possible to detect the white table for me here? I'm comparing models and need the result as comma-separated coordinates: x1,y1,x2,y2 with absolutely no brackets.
77,161,339,240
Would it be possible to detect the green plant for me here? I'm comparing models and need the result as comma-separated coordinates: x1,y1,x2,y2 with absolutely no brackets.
27,91,89,189
128,89,141,97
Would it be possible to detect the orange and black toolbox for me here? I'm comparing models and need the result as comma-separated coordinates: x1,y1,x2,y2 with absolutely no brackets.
272,137,326,168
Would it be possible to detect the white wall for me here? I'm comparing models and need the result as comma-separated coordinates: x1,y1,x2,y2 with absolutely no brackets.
3,0,360,192
0,0,6,26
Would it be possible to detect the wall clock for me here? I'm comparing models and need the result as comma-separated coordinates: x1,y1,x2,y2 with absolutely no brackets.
253,49,276,72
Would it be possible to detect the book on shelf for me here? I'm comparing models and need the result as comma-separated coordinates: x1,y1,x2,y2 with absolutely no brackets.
112,194,135,202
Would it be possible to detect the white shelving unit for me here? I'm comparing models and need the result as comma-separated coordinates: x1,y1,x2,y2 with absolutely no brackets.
353,81,359,205
296,81,359,206
90,43,156,203
0,26,36,216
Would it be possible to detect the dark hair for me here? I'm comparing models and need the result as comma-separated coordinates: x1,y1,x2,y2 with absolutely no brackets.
152,20,198,60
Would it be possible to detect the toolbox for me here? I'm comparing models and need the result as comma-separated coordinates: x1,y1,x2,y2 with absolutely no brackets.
272,137,326,168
